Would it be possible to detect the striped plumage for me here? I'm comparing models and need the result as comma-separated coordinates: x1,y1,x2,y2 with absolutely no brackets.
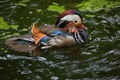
55,9,87,44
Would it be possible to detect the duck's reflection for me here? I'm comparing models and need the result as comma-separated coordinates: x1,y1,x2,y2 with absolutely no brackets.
32,45,83,60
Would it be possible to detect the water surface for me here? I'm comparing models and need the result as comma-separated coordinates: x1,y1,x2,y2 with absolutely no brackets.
0,0,120,80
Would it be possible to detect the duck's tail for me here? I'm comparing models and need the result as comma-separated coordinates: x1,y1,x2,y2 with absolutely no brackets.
5,23,47,52
5,34,37,52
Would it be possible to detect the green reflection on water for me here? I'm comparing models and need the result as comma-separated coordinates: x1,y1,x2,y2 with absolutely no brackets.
76,0,120,12
47,2,65,13
0,17,18,30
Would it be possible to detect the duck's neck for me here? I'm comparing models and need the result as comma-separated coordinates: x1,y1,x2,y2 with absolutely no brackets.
78,24,86,30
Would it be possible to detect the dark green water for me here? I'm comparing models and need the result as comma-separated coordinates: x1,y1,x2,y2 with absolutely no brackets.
0,0,120,80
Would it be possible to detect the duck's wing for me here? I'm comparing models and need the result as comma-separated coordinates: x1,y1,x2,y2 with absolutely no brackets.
41,35,76,49
5,34,37,52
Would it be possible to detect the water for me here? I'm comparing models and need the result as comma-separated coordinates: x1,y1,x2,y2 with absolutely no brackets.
0,0,120,80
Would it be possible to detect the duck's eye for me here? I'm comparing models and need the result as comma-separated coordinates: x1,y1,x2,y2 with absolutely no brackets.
74,21,77,23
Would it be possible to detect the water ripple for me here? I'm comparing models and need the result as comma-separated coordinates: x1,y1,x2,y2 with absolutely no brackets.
21,69,32,74
5,54,47,61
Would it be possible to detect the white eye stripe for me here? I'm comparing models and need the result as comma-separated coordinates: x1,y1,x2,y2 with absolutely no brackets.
60,14,81,22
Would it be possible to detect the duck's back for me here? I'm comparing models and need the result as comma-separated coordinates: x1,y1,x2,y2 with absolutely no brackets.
40,24,60,35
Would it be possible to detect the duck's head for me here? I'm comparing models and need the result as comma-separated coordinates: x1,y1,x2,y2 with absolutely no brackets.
55,10,83,28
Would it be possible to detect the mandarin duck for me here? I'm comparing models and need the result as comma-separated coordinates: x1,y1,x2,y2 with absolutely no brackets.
5,10,87,52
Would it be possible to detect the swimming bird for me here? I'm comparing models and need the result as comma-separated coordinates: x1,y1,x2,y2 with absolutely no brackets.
5,10,87,52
